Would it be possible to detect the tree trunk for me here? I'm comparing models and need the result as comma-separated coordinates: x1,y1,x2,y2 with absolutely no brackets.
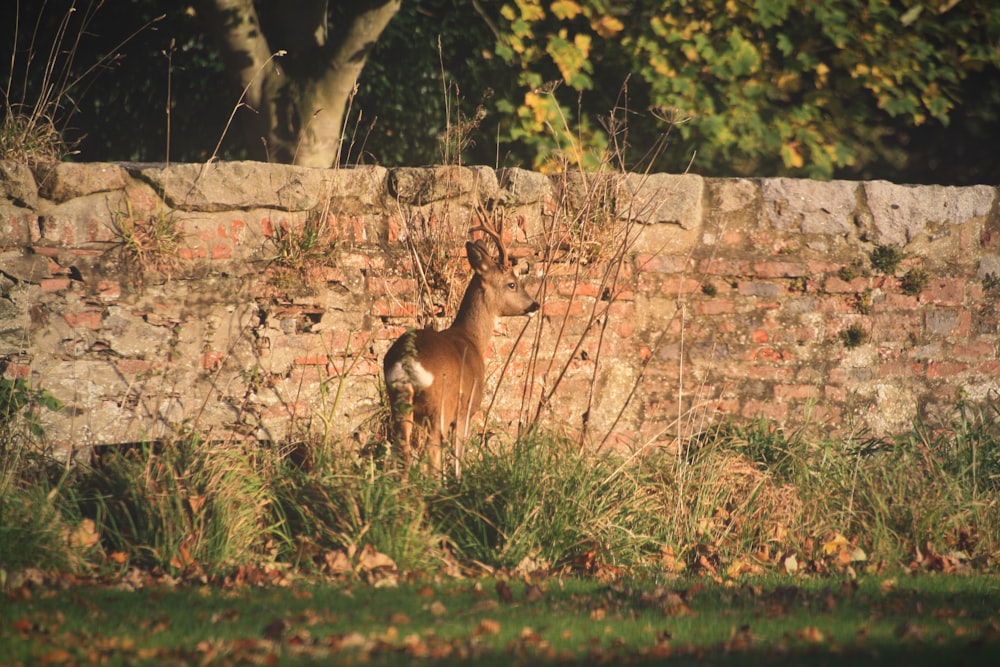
199,0,400,167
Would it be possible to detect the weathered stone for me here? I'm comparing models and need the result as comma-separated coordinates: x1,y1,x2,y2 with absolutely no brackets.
35,162,128,203
322,166,388,214
761,178,858,234
616,173,704,230
0,248,52,282
498,167,551,204
0,160,39,208
388,165,489,204
129,161,327,212
709,178,759,214
864,181,996,246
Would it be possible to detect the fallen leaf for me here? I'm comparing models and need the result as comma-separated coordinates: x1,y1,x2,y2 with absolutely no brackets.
68,518,100,549
822,533,849,556
783,553,798,575
796,626,825,643
356,544,396,573
324,550,351,575
475,619,502,636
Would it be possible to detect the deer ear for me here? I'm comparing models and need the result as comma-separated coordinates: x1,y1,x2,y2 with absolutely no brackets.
466,241,498,274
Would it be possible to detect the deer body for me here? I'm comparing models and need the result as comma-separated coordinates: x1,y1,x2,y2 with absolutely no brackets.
383,237,538,474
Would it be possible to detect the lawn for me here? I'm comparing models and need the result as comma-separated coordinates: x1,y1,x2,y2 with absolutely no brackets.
3,573,999,665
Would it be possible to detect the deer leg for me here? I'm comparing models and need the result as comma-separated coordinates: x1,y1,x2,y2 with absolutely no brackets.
389,382,416,469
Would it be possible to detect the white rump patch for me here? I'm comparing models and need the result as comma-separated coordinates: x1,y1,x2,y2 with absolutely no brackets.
386,360,434,389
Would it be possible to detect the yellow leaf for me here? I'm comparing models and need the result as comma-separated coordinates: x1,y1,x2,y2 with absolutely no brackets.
68,518,100,549
551,0,582,20
591,15,623,38
822,533,849,556
782,141,805,169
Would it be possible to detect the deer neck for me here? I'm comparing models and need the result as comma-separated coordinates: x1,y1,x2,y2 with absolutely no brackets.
447,276,495,358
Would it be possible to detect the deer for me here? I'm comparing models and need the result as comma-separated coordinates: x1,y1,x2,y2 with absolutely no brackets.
382,220,539,476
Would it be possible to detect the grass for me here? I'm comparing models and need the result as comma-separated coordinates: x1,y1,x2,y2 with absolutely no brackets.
3,573,1000,665
2,392,999,583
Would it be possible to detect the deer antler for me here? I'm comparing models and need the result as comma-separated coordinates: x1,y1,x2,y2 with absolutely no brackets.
469,215,510,268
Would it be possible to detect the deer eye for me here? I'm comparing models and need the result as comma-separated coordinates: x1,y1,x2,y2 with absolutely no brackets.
506,281,517,290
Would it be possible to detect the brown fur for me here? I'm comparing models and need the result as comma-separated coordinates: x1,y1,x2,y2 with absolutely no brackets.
383,239,538,475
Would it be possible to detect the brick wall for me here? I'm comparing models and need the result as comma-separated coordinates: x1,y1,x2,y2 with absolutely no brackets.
1,161,997,457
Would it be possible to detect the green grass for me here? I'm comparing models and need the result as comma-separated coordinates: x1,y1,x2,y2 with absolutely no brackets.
3,574,999,665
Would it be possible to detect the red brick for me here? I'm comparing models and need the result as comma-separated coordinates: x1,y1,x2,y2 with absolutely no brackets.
261,401,311,420
695,300,735,315
294,355,328,366
878,362,924,378
750,347,794,362
634,253,690,274
201,351,225,370
542,298,585,317
179,247,207,260
976,360,1000,375
824,276,869,293
97,280,121,300
372,298,417,318
372,277,420,297
824,385,847,402
63,310,102,329
117,359,153,374
3,363,31,379
721,230,744,245
211,243,232,259
774,384,820,400
554,279,601,298
740,398,788,421
746,366,795,381
697,257,750,275
751,329,769,343
806,260,842,275
31,245,60,257
751,261,809,278
920,278,965,306
828,367,848,384
657,276,701,294
41,278,71,292
926,361,968,379
951,341,996,360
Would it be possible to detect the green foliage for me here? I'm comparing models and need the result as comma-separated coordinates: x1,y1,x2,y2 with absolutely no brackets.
869,245,906,274
487,0,1000,179
3,396,1000,576
900,267,929,296
430,433,664,569
840,322,868,348
5,1,998,182
77,440,285,575
0,377,63,440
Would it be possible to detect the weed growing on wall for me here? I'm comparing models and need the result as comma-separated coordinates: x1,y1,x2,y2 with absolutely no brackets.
869,244,906,274
108,199,186,288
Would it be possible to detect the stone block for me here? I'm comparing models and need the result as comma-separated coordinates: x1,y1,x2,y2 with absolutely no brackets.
615,173,704,230
761,178,857,234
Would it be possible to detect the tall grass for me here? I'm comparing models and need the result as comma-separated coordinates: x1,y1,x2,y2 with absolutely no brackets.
3,394,999,580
